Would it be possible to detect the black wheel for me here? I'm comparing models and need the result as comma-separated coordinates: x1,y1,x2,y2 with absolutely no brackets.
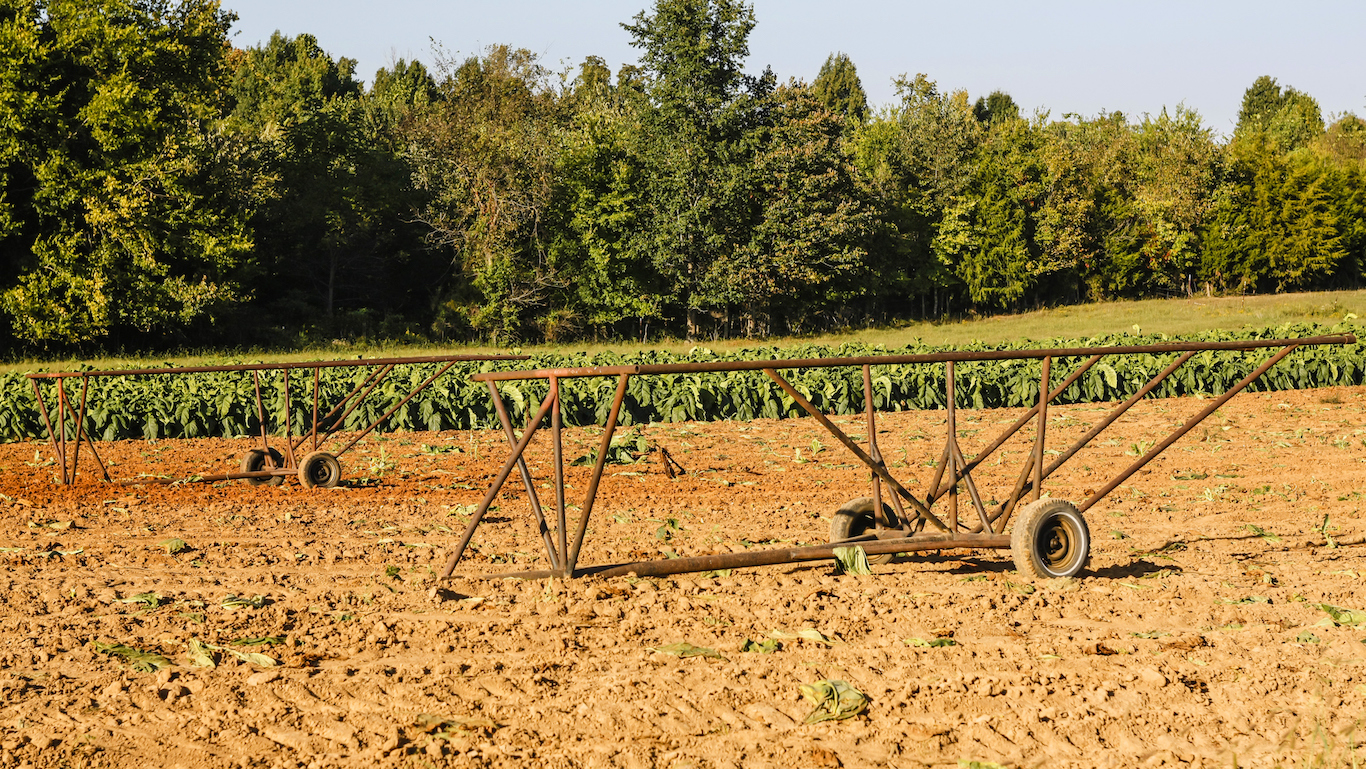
830,497,899,565
240,448,285,487
1011,498,1090,578
298,451,342,489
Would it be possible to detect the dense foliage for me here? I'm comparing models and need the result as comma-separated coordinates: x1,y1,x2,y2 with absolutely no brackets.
0,1,1363,352
3,323,1359,442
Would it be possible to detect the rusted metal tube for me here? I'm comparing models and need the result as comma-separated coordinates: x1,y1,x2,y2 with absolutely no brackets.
281,370,295,469
311,367,321,452
989,450,1036,534
71,379,110,482
252,371,268,451
317,364,395,451
30,381,64,483
26,353,528,379
933,354,1101,500
471,335,1355,381
294,363,388,454
764,368,948,532
550,377,567,572
335,361,461,457
117,468,295,485
1042,351,1196,478
983,349,1199,530
948,435,991,531
477,533,1014,580
1079,343,1301,513
946,361,959,532
68,377,88,481
1033,356,1050,503
862,365,886,528
439,392,558,580
567,373,631,572
487,381,559,571
57,380,71,485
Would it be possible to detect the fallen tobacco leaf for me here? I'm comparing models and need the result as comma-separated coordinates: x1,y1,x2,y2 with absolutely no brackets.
117,592,162,608
158,538,188,555
1317,603,1366,626
905,637,957,648
221,594,268,610
770,628,840,646
231,636,284,646
94,641,173,673
1243,524,1282,543
648,642,726,661
832,545,872,576
798,679,868,723
739,638,781,654
185,639,216,668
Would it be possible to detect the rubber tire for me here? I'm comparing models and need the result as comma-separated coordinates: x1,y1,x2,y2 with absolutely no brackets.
1011,498,1090,578
830,497,900,565
240,448,285,487
298,451,342,489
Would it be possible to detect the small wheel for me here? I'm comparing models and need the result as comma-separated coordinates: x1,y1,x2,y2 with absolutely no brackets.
1011,498,1090,578
830,497,899,565
240,448,285,486
297,451,342,489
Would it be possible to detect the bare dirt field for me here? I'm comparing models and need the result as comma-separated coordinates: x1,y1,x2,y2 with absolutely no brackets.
1,386,1365,769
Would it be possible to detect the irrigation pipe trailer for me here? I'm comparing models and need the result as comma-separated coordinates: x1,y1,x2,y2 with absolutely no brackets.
437,333,1355,581
26,353,528,489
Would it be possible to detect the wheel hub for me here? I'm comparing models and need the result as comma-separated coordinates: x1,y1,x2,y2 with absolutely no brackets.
1041,520,1075,568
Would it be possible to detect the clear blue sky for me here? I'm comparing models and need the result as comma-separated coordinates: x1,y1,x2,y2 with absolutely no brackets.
222,0,1365,136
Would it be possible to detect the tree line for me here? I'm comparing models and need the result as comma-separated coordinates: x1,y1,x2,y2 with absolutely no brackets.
1,0,1363,352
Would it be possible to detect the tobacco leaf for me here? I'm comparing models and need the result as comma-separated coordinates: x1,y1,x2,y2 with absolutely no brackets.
1317,603,1366,626
649,642,726,661
94,641,173,673
185,638,216,668
832,545,871,576
798,679,868,723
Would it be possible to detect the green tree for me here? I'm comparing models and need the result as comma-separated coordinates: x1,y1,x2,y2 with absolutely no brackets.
719,82,876,333
543,58,661,341
939,115,1046,308
621,0,760,338
1201,138,1343,292
811,52,866,124
0,0,252,346
1234,75,1324,152
405,45,561,342
1036,112,1143,298
972,90,1019,124
1129,105,1221,293
225,32,429,338
852,74,982,316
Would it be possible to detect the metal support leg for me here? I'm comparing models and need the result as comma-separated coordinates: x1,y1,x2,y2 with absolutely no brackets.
488,382,560,571
567,374,631,574
439,392,558,579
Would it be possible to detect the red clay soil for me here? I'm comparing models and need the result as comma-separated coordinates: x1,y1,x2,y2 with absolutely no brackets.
0,386,1364,768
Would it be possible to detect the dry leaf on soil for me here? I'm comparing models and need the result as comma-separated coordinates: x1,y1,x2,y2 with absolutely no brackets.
648,642,726,661
185,639,216,668
1317,603,1366,626
798,679,868,723
93,641,173,673
770,628,839,646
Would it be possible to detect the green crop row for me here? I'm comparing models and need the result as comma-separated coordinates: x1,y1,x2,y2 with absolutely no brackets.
1,323,1360,443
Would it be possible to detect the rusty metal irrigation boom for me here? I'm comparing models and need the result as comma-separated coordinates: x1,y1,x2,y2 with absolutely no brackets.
437,333,1355,581
26,353,527,488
